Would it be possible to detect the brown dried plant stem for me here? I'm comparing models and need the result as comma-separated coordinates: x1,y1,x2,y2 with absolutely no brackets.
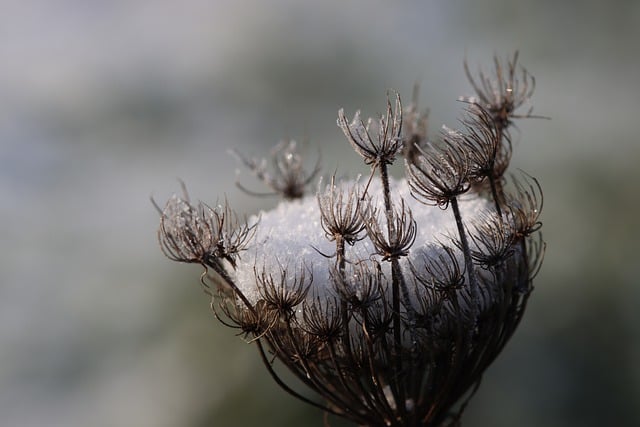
254,339,343,417
208,260,259,318
488,173,503,217
449,197,479,316
487,123,508,217
377,160,411,422
334,234,356,403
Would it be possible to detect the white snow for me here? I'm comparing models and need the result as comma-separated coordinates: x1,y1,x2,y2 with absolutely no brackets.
232,177,490,304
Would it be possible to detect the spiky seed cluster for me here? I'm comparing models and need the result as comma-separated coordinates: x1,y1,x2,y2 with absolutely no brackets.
233,139,321,199
337,93,403,171
460,107,507,180
365,199,417,262
402,85,430,164
336,95,408,311
507,172,544,239
405,131,472,209
317,176,367,247
156,188,256,270
462,51,540,132
157,53,546,427
464,211,516,269
257,264,311,320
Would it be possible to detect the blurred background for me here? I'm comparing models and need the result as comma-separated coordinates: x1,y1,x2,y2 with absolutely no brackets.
1,1,638,426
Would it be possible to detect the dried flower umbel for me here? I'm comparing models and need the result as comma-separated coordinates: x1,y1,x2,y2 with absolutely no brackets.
157,53,546,427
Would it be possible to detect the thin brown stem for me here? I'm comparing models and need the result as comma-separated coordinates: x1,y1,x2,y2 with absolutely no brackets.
450,197,479,317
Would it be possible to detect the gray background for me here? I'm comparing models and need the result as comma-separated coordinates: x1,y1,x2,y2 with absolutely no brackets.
1,1,638,426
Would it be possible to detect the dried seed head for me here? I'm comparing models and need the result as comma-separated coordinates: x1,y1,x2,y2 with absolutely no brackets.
159,174,539,426
337,92,403,168
317,176,367,246
209,201,258,269
338,263,393,350
300,294,343,343
460,105,511,186
411,245,465,324
157,193,208,264
215,298,272,341
157,189,255,268
505,171,544,239
410,255,464,346
406,131,472,208
419,245,466,294
462,51,540,131
157,52,547,427
256,264,311,320
330,261,386,313
364,198,417,261
233,139,321,200
402,84,430,164
462,211,517,269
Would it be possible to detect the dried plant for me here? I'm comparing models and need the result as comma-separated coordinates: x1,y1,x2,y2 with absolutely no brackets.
402,85,430,164
317,175,368,248
232,139,321,200
337,92,404,199
462,51,541,133
156,52,546,426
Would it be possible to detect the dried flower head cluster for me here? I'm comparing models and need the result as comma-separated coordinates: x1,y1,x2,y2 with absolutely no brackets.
157,52,545,427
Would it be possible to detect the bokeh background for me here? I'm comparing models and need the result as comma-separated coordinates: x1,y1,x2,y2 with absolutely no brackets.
2,1,639,426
